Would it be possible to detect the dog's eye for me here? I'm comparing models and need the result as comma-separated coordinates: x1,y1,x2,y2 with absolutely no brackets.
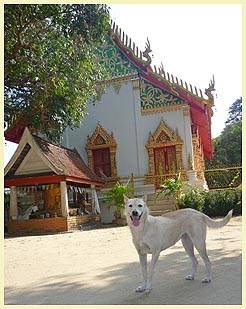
129,204,133,208
138,204,143,208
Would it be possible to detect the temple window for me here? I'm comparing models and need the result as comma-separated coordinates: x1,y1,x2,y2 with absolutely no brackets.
145,119,185,186
86,123,117,178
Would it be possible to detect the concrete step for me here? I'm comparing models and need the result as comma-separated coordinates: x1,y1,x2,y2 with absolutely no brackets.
149,210,172,216
147,195,173,202
147,199,173,206
134,184,155,196
148,204,175,211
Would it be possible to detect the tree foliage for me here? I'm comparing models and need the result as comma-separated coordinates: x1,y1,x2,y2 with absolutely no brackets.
4,4,111,141
225,97,242,125
206,97,242,168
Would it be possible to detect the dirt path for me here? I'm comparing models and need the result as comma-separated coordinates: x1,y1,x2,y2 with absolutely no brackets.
4,216,242,305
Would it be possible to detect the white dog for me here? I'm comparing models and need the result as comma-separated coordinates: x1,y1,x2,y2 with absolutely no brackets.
124,195,233,293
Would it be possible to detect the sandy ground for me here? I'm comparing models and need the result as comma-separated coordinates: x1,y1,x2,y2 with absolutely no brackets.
4,216,242,305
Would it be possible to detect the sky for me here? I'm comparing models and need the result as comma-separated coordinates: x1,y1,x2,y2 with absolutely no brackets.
4,4,242,166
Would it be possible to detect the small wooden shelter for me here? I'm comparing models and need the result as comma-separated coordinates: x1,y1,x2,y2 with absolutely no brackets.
4,128,104,236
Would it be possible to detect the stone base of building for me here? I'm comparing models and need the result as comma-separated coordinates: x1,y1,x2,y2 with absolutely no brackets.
7,215,100,236
186,170,209,191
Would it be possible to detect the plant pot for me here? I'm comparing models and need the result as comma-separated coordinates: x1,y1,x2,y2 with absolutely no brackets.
100,204,116,224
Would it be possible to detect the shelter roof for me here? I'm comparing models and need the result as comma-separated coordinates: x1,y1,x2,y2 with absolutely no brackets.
5,127,103,187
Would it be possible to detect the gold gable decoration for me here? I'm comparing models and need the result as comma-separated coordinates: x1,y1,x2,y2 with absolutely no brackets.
86,122,117,149
86,123,117,178
146,119,182,149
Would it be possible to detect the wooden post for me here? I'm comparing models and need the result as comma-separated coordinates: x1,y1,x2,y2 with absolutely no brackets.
60,181,69,217
10,186,18,219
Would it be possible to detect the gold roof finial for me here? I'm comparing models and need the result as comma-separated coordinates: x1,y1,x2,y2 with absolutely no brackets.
205,74,216,104
143,37,152,64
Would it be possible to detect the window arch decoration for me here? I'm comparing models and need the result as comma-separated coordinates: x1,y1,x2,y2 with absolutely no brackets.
145,119,185,181
86,122,117,178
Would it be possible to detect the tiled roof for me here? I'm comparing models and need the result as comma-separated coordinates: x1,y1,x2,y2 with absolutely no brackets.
33,135,103,185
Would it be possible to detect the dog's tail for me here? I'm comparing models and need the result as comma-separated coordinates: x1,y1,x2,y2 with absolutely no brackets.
202,210,233,228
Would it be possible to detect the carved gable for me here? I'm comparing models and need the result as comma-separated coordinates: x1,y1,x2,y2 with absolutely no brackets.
94,135,106,145
156,131,171,143
146,120,182,148
86,123,117,149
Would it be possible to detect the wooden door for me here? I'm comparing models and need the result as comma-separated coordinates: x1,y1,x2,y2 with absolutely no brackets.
92,148,111,177
154,146,177,175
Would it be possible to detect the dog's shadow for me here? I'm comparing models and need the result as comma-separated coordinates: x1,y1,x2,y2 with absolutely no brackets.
5,244,242,305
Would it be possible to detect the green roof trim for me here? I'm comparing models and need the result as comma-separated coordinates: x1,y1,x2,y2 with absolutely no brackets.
140,79,185,111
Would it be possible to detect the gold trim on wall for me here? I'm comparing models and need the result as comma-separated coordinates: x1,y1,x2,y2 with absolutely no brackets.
192,134,206,180
86,123,118,177
141,104,186,115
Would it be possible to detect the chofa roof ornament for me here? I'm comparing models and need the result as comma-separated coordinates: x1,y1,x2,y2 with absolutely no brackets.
205,75,216,105
143,37,152,64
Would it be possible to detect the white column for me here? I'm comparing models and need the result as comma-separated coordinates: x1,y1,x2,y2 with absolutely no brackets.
91,184,100,214
10,186,18,220
60,181,69,217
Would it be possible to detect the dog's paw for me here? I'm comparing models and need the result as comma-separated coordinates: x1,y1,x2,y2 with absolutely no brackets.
143,283,152,294
135,285,146,293
202,277,211,283
185,275,194,280
144,287,152,294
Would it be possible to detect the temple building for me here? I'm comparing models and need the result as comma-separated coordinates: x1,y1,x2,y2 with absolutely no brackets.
62,21,215,193
4,21,215,233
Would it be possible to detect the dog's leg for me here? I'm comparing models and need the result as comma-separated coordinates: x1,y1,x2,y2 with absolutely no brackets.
136,253,147,292
181,233,198,280
193,240,211,283
145,252,160,293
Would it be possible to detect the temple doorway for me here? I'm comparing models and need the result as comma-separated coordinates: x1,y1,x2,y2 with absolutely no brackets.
154,146,177,176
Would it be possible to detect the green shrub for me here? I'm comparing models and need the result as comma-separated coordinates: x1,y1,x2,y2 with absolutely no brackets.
159,177,182,198
158,176,242,217
203,188,241,217
177,188,205,212
103,182,131,210
157,173,182,209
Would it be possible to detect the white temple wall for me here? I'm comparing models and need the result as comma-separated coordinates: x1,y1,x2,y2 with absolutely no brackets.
63,80,139,176
62,79,194,177
132,81,193,175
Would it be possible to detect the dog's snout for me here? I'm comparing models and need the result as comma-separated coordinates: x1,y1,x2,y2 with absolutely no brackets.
132,210,138,216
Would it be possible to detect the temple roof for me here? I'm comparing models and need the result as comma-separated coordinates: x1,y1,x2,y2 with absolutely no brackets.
5,127,103,186
109,20,215,105
109,20,214,159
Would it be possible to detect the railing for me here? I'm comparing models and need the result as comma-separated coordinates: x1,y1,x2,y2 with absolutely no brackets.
103,173,177,191
204,166,242,190
102,167,242,192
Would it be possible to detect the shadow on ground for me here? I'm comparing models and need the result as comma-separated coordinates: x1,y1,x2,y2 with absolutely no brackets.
5,242,242,305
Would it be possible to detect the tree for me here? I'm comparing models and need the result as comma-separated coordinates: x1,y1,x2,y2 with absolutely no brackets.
225,97,242,125
207,121,242,168
5,4,111,141
206,97,242,168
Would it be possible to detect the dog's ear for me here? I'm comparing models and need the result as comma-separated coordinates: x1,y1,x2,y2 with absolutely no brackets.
123,195,128,205
143,195,147,203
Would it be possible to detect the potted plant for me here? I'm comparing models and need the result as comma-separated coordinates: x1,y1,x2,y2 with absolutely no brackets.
157,172,182,209
103,181,133,224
